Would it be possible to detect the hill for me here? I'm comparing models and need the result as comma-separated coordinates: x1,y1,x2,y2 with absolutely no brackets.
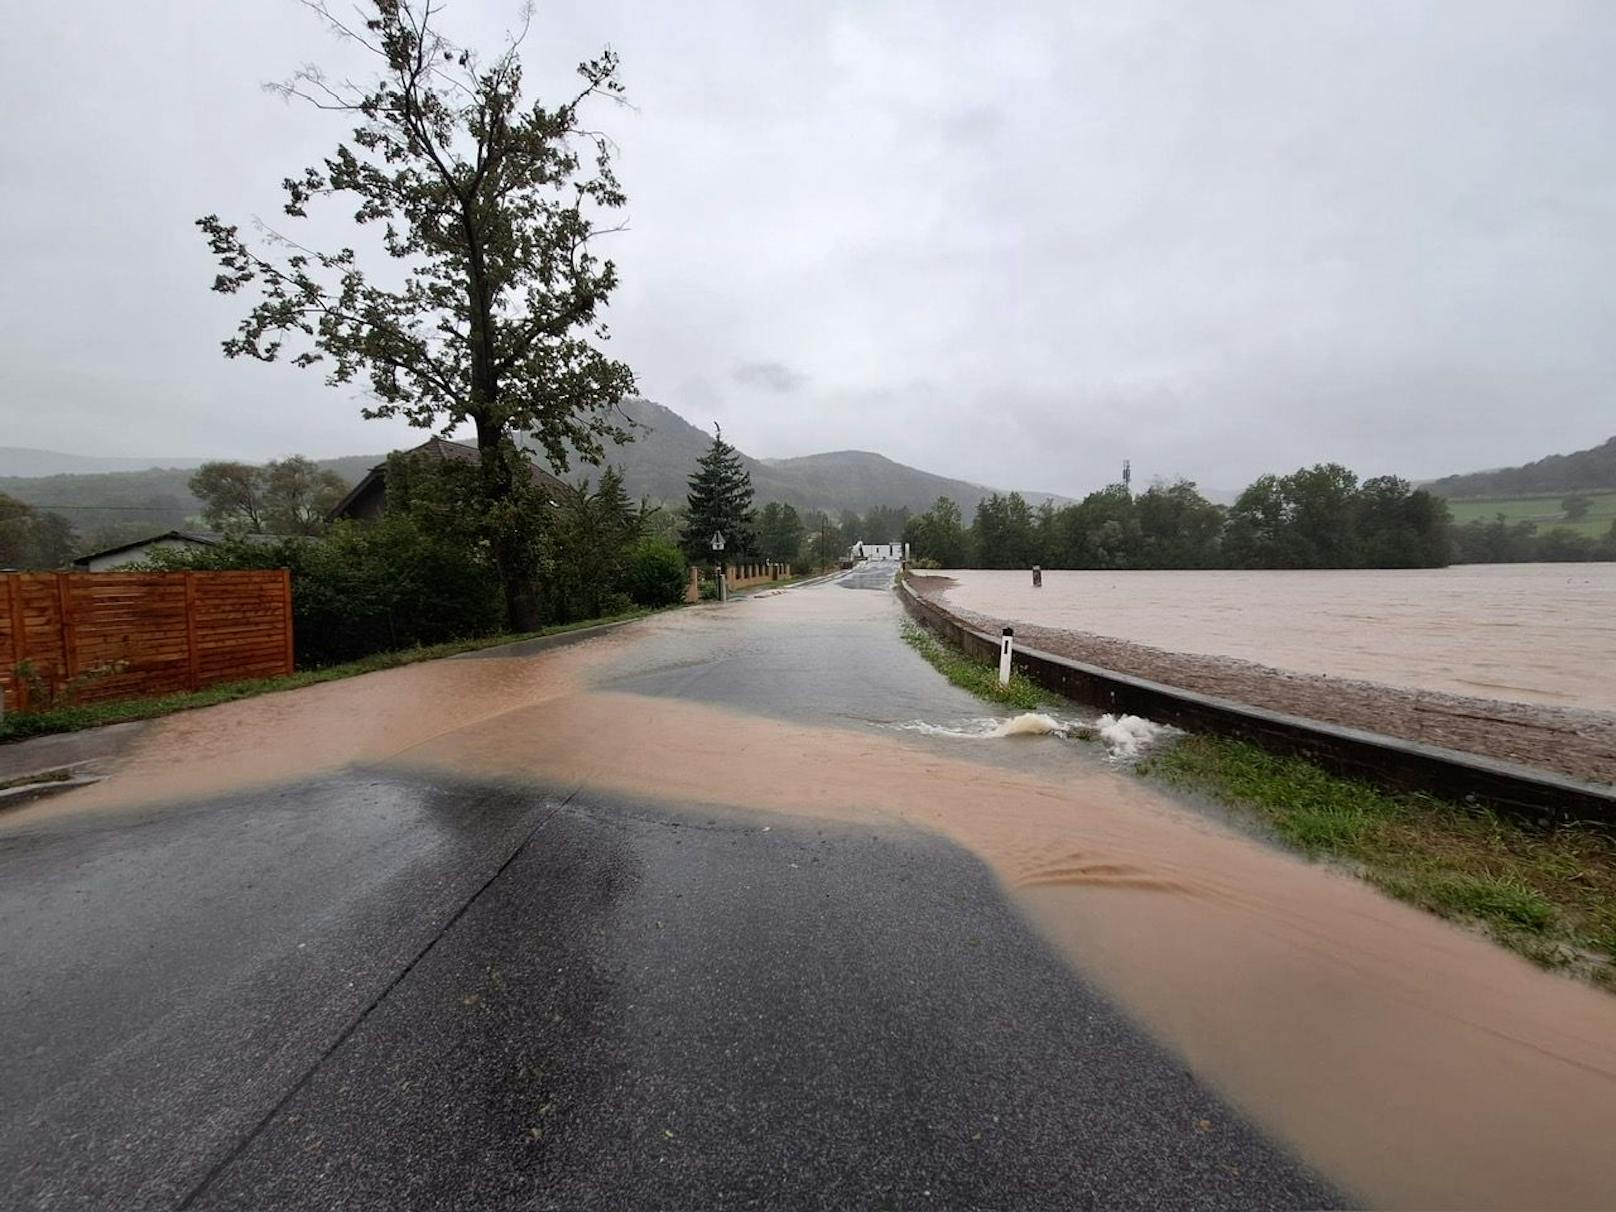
569,398,1062,515
0,455,379,551
0,448,207,477
2,400,1063,548
1424,435,1616,499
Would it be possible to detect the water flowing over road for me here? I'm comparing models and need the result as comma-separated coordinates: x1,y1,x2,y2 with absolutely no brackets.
5,564,1616,1208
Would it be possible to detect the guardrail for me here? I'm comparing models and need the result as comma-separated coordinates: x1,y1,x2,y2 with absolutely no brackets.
897,576,1616,826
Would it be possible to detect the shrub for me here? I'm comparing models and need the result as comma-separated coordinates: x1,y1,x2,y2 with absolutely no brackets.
143,518,502,667
623,538,688,607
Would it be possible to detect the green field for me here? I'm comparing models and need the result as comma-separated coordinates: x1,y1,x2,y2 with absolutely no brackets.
1442,490,1616,538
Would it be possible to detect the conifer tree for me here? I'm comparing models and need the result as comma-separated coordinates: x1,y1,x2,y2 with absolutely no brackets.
681,427,757,563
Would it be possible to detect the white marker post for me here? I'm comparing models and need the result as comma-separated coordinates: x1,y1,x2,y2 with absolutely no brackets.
999,626,1014,686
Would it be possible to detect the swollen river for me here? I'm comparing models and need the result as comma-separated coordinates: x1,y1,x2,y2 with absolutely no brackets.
935,562,1616,710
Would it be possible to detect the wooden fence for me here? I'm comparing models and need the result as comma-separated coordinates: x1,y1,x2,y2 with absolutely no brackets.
1,570,293,712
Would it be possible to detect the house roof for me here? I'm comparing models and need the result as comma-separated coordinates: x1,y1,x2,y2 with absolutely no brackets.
70,530,292,568
329,436,568,519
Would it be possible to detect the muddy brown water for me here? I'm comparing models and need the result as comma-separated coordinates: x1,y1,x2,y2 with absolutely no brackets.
935,564,1616,710
15,583,1616,1209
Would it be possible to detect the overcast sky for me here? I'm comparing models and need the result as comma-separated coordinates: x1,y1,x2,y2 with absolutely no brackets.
3,0,1614,497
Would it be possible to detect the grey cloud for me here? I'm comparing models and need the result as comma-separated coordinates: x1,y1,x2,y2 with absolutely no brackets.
3,0,1614,498
731,361,809,394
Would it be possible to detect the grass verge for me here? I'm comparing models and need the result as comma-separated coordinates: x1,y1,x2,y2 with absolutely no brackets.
900,609,1616,987
0,608,661,745
900,621,1051,711
1145,734,1616,985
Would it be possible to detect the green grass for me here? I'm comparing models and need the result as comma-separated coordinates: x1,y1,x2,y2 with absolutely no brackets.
1148,735,1616,984
900,621,1050,711
0,608,662,745
1443,490,1616,539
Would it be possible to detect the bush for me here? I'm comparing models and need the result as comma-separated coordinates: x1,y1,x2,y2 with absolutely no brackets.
623,538,688,607
144,518,503,667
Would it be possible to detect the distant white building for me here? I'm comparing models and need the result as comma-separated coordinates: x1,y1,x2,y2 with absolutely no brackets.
848,540,908,561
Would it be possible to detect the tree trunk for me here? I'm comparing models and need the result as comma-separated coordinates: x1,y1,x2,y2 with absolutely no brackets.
473,413,541,633
465,226,542,634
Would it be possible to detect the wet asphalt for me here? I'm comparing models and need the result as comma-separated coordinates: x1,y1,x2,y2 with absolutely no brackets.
0,566,1343,1209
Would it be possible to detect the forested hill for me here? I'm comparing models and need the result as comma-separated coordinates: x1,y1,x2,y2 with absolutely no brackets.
0,455,378,540
1,399,1063,538
566,398,1063,514
1424,435,1616,498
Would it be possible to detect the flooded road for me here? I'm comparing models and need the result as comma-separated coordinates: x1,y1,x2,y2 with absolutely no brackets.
936,563,1616,710
7,565,1616,1207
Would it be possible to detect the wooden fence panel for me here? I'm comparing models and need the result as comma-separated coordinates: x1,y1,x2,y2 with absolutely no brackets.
0,569,294,713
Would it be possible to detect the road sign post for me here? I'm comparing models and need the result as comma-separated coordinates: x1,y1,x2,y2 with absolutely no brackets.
710,531,727,602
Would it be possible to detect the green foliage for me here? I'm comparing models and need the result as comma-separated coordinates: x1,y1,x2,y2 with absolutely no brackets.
1449,510,1616,564
197,1,637,626
146,519,502,667
1134,479,1224,567
189,456,348,535
1444,491,1616,539
903,497,968,567
930,466,1451,571
899,622,1048,711
543,467,645,621
1562,493,1593,521
969,492,1042,569
1424,873,1557,932
263,456,349,534
0,492,76,569
622,537,688,607
681,426,757,563
1047,483,1140,569
801,509,844,570
757,502,805,565
188,462,266,532
858,504,911,544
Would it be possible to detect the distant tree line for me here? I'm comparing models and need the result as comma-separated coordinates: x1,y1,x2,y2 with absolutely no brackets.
1449,511,1616,565
902,464,1616,570
0,493,76,570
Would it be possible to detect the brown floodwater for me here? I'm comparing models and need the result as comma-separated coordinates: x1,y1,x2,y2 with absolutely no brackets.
936,563,1616,710
18,585,1616,1208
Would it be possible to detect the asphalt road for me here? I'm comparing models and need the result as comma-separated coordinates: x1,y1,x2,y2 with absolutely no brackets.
0,566,1341,1209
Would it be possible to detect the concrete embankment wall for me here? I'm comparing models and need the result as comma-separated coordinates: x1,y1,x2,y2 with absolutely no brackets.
898,576,1616,826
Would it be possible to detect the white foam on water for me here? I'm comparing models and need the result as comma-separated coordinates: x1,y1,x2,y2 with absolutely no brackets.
1095,712,1170,758
893,713,1069,740
891,711,1172,759
990,712,1066,737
